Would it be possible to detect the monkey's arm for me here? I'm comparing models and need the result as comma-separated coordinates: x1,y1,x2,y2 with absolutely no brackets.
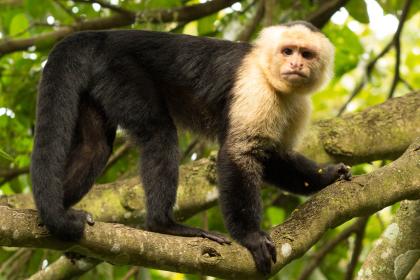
263,151,351,195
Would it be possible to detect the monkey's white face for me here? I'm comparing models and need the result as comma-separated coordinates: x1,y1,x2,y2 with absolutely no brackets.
255,24,335,95
277,44,317,83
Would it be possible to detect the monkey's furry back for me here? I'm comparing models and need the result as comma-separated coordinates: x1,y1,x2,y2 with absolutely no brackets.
30,30,252,239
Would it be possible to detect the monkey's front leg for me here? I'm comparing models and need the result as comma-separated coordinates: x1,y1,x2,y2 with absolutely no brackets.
217,146,277,275
264,151,351,194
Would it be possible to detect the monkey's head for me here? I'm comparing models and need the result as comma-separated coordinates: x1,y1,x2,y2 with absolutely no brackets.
255,21,335,95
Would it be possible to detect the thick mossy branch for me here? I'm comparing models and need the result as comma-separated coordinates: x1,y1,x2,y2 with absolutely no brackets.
299,92,420,164
1,157,219,225
1,139,419,279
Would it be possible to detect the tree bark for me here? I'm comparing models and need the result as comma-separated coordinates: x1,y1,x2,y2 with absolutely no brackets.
299,91,420,164
1,156,220,225
357,200,420,280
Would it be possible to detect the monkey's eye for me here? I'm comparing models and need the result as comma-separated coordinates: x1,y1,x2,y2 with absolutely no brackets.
302,51,315,59
282,48,293,56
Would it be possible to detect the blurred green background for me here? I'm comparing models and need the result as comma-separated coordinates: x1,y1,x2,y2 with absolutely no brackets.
0,0,419,279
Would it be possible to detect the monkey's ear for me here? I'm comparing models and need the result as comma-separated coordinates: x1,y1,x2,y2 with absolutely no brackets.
318,36,335,85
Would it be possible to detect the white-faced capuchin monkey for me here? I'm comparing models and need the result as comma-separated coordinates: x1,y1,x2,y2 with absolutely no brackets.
31,21,351,275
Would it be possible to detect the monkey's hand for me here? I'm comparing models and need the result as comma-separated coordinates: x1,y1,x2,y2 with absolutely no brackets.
239,230,277,275
320,163,352,185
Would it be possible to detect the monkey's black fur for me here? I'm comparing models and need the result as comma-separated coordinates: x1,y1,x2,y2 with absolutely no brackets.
31,25,350,275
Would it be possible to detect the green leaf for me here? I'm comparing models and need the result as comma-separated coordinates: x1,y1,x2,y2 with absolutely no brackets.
197,14,217,35
376,0,402,15
266,206,285,226
9,13,29,37
0,6,24,34
346,0,369,23
324,23,364,77
375,0,419,19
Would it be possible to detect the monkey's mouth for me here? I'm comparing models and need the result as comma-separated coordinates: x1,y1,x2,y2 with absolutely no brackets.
282,71,307,78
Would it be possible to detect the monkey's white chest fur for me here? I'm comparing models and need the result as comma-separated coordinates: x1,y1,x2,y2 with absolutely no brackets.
229,57,312,151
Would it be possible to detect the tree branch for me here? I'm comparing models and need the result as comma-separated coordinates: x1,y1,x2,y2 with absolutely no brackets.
0,166,30,186
1,156,220,224
298,217,369,280
344,216,369,280
337,40,394,116
1,138,419,278
27,256,100,280
0,0,240,56
387,0,412,98
357,200,420,280
306,0,351,28
235,0,264,42
407,260,420,280
299,91,420,164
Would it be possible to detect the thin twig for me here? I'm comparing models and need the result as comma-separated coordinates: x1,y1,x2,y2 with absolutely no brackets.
306,0,351,28
298,217,369,280
181,138,200,162
8,21,61,38
338,0,413,115
375,212,385,231
388,0,413,98
337,40,393,116
399,77,415,91
121,266,140,280
235,0,264,42
344,216,369,280
103,141,132,172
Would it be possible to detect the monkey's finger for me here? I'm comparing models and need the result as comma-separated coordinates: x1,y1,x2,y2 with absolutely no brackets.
264,236,277,263
344,172,352,180
36,217,45,227
252,247,272,276
335,164,351,181
339,164,352,181
201,231,231,245
85,213,95,226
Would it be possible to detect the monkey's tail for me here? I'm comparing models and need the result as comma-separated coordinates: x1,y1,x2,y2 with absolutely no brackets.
30,47,89,241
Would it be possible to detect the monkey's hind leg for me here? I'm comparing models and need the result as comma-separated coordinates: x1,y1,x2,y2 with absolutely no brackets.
139,120,230,245
62,99,116,232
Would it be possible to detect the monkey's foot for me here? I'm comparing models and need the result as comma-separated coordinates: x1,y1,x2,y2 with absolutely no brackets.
148,222,231,245
239,231,277,275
